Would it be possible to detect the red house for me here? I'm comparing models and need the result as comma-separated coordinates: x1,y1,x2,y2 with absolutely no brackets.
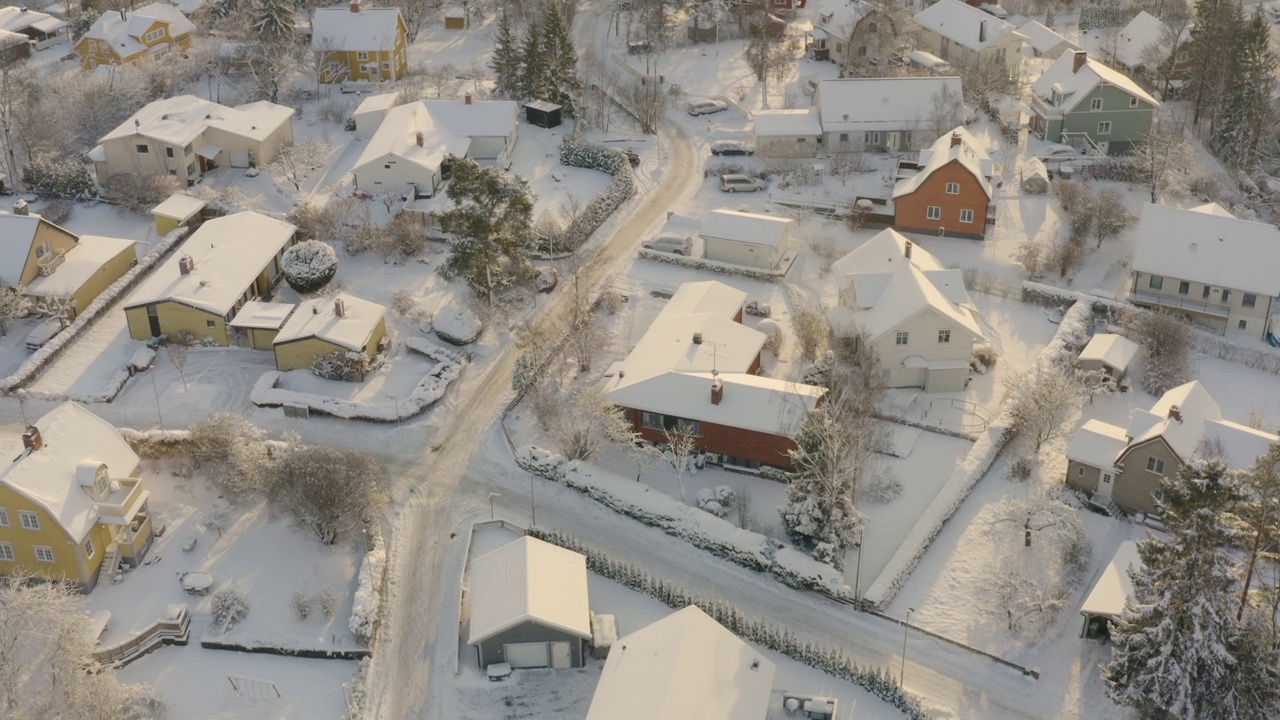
892,127,993,240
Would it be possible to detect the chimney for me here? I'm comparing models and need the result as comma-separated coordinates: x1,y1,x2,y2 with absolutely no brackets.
349,0,360,12
1168,405,1182,422
978,20,986,43
904,239,913,259
710,376,723,405
465,93,473,105
415,131,424,147
21,426,41,453
334,297,346,318
950,132,961,148
119,9,126,20
12,199,27,216
1072,50,1087,74
178,255,195,275
692,332,703,344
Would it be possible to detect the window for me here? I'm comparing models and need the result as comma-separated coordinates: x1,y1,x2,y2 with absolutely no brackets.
165,147,174,158
1178,281,1189,295
382,62,391,70
84,537,94,558
839,133,849,143
1148,275,1163,290
136,144,149,154
896,331,909,345
1090,98,1103,110
1146,456,1165,475
1103,473,1112,484
641,412,700,436
0,509,7,527
184,143,193,155
945,182,960,195
357,51,369,61
938,329,951,343
926,205,941,220
35,240,49,260
1129,97,1140,108
1050,89,1063,106
1098,121,1112,135
867,22,878,33
34,546,54,564
641,412,662,430
835,42,844,54
1222,289,1231,303
1077,466,1085,477
1177,50,1188,63
0,543,11,562
187,163,195,176
1239,319,1248,330
903,132,912,147
19,511,39,531
796,138,805,143
856,45,866,57
168,169,177,176
959,209,975,223
1203,285,1212,299
1244,293,1257,308
206,320,216,329
864,132,880,145
143,28,164,43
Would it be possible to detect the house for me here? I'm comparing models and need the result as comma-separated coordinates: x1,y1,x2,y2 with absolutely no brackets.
1085,11,1192,91
0,6,67,46
1029,50,1160,156
91,95,295,185
1018,20,1077,58
312,0,407,83
227,301,294,350
0,28,27,65
813,77,964,153
150,193,207,235
1065,381,1277,516
604,281,825,470
827,230,984,392
74,3,194,70
586,605,776,720
123,212,296,344
351,96,519,198
805,0,898,70
1077,333,1139,381
0,403,154,592
467,536,591,669
892,128,993,239
914,0,1024,79
1128,202,1280,339
352,92,399,135
272,294,387,379
0,213,136,318
698,209,792,270
752,108,822,158
1079,540,1141,639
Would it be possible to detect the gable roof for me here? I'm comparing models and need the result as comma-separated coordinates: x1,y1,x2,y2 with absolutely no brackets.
813,0,875,39
1087,11,1187,70
0,403,140,542
816,77,964,133
1080,540,1141,621
699,209,792,250
893,127,993,199
229,300,294,330
1031,49,1159,112
81,3,194,58
914,0,1023,51
608,371,823,436
0,6,67,35
353,99,518,177
124,212,295,315
151,193,207,223
1066,418,1131,469
1130,203,1280,296
1079,333,1139,372
663,280,746,319
26,235,136,298
467,536,591,645
274,293,384,351
0,213,55,286
1018,20,1076,55
753,108,822,138
586,605,776,720
422,99,519,138
1125,380,1277,467
101,95,294,147
311,4,403,52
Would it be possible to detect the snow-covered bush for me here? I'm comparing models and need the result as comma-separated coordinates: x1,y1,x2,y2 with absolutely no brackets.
971,344,998,372
639,249,786,282
290,590,311,620
0,284,31,336
282,240,339,293
317,586,337,618
211,589,250,634
758,318,783,355
40,200,73,225
22,155,97,199
103,169,183,214
696,486,736,517
432,303,481,345
556,139,635,251
745,300,772,317
311,349,368,382
533,266,559,293
349,537,385,644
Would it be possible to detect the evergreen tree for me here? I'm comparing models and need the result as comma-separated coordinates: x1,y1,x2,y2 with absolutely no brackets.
489,11,523,100
540,1,582,115
437,158,537,305
1044,8,1053,28
253,0,294,45
1188,0,1245,128
1211,14,1276,169
781,401,863,569
518,17,547,101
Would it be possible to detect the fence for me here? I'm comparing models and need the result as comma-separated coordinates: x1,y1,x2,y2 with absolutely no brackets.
91,605,190,668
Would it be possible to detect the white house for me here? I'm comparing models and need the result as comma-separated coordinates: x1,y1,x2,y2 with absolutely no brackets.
914,0,1024,78
0,6,66,45
1084,10,1188,77
352,92,398,135
698,209,792,270
1077,333,1140,380
828,229,984,392
1018,20,1077,58
813,76,965,153
350,97,519,198
752,108,822,158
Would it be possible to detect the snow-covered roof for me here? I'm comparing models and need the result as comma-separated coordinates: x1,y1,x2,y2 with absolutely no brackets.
101,95,294,147
81,3,194,59
1078,333,1139,373
905,49,950,68
311,4,402,52
151,193,206,222
1066,418,1130,469
354,91,398,116
229,300,294,330
467,536,591,645
0,6,67,35
124,212,296,316
813,0,875,41
1031,49,1159,112
1089,11,1188,70
1124,380,1277,468
699,209,792,250
26,235,135,298
914,0,1023,51
663,280,746,320
0,403,140,542
1017,20,1076,55
0,27,23,47
0,213,50,286
1080,540,1141,621
606,371,823,436
353,99,517,177
816,77,964,133
626,312,765,379
752,108,821,137
894,127,993,199
1130,203,1280,297
274,293,384,351
422,99,519,138
586,605,776,720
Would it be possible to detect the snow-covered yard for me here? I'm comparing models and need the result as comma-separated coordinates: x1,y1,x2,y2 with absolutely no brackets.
276,349,438,404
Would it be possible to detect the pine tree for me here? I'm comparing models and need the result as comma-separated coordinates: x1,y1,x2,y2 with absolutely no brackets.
518,17,547,101
1044,8,1054,28
489,11,522,99
1211,13,1276,169
781,399,863,569
437,158,537,306
1188,0,1245,128
253,0,294,45
540,1,582,115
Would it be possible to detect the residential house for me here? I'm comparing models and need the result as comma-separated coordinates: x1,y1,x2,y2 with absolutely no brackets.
1017,20,1078,58
0,403,154,592
805,0,898,70
122,211,297,344
698,209,792,270
150,193,207,235
603,280,826,470
1066,380,1276,516
752,108,822,158
1079,540,1141,638
1085,11,1192,93
813,76,964,153
91,95,295,185
892,127,993,239
827,229,984,392
227,301,294,350
1077,333,1139,381
914,0,1024,79
468,536,591,669
0,28,28,65
586,605,776,720
1128,202,1280,339
0,6,67,46
351,96,519,198
352,91,399,135
312,0,407,83
74,3,194,70
0,213,136,318
272,294,387,379
1029,50,1160,156
769,0,807,14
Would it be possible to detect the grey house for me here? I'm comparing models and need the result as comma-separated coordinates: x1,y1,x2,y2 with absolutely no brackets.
1029,50,1159,156
467,536,591,669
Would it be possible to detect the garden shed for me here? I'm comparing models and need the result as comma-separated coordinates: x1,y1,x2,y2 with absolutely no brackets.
151,193,207,235
1078,333,1139,381
1080,540,1142,639
523,100,563,129
699,209,792,270
443,3,465,29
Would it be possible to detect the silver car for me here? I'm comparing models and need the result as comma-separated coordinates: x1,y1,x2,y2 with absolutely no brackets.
719,174,767,193
687,99,728,116
643,234,692,255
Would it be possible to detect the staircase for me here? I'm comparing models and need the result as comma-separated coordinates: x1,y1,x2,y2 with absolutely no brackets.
101,545,122,584
1088,493,1124,519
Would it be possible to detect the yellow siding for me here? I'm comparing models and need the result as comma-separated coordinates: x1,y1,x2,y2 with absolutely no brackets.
17,221,79,287
0,485,89,586
154,214,182,236
319,16,408,83
246,327,279,350
125,301,229,344
367,316,387,360
75,26,192,70
274,337,347,373
66,242,136,317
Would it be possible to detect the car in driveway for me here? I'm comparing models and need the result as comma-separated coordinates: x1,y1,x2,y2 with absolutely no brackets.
1036,143,1084,161
710,140,754,156
643,234,692,255
622,150,640,167
25,316,66,352
687,99,728,116
719,174,767,193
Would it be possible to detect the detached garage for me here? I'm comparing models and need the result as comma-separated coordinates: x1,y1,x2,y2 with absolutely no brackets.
699,209,793,271
467,536,591,669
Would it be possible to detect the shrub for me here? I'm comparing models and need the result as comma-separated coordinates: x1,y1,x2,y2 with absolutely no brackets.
972,344,998,370
104,169,183,214
282,240,339,293
1008,456,1034,482
390,290,419,317
312,349,368,381
211,589,250,634
317,586,337,618
41,200,73,225
22,155,97,199
290,590,311,620
556,139,636,252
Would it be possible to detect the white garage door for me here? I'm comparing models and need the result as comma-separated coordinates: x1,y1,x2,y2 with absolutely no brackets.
504,642,549,668
229,150,251,168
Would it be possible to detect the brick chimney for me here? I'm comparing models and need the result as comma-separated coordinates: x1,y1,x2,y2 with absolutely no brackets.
334,297,346,318
904,239,913,259
12,199,27,216
978,20,986,44
950,132,961,148
1168,405,1182,422
1072,50,1087,74
465,93,472,105
22,426,41,453
710,375,723,405
692,332,703,344
349,0,360,12
415,131,424,147
178,255,195,275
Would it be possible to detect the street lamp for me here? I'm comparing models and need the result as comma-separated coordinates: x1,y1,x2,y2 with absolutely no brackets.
488,492,501,521
528,472,538,527
854,526,865,599
901,607,915,686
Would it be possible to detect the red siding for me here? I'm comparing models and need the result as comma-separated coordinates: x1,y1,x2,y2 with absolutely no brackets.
627,409,797,470
894,159,990,239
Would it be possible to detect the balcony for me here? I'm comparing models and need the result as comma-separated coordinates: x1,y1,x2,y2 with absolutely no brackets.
1129,290,1231,319
1029,94,1063,120
36,249,66,276
95,479,150,526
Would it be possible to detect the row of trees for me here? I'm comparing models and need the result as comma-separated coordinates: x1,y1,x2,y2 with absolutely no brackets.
491,3,581,114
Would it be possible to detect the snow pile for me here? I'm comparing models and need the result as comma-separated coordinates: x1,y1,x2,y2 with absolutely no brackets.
349,536,385,644
557,139,636,251
863,301,1095,608
639,248,787,282
431,304,481,346
281,239,339,293
0,226,190,392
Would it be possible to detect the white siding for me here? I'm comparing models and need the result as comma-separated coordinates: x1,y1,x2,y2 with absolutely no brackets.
703,237,778,270
353,152,438,196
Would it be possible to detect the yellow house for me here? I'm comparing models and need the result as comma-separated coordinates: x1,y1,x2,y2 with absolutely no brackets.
74,2,195,71
0,403,153,592
228,300,295,350
273,294,387,379
122,211,296,344
151,193,207,236
0,213,137,318
311,1,408,83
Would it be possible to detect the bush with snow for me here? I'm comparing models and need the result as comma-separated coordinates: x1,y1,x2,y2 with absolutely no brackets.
311,349,368,382
639,248,786,281
290,590,311,620
22,155,97,199
211,589,250,634
432,303,481,345
40,200,73,225
282,240,339,293
103,169,183,214
556,139,636,252
349,538,385,644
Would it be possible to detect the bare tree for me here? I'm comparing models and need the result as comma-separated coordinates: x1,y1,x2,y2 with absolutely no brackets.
549,387,635,461
1015,237,1048,279
1134,118,1194,203
743,19,789,108
1089,188,1134,248
269,137,332,191
169,344,188,390
1003,363,1085,452
619,77,668,134
426,63,459,99
928,83,966,138
662,421,699,504
1138,14,1192,98
791,303,830,361
271,445,390,544
1123,309,1192,395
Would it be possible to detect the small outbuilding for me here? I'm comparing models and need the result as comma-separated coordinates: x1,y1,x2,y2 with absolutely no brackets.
699,209,792,270
352,92,399,136
1021,157,1050,194
1080,540,1142,639
1078,333,1140,381
468,536,591,670
273,294,387,380
752,108,821,158
523,100,563,129
443,3,466,29
151,193,207,236
229,301,295,350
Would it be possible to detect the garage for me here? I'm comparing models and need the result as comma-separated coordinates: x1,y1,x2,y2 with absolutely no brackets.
503,642,550,668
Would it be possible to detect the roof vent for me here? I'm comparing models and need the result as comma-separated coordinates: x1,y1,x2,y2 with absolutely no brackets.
312,306,320,315
334,298,346,318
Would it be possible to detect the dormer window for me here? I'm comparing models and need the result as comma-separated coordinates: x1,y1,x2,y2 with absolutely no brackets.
1050,90,1063,106
93,465,112,501
820,12,832,23
143,27,165,43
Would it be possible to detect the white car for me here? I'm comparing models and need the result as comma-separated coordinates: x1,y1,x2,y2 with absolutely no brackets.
643,234,692,255
720,174,767,193
24,317,66,352
687,99,728,117
1036,144,1083,161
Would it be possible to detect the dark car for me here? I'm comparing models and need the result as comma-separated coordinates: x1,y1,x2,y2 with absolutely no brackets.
710,140,754,157
623,150,640,167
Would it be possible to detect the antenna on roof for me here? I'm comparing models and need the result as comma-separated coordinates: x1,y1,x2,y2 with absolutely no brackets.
702,340,725,375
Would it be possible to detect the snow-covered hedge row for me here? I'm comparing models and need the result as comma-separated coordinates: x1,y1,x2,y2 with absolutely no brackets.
517,446,852,597
639,249,787,282
349,534,386,644
1020,281,1133,314
556,140,636,252
863,301,1094,609
250,338,463,422
0,226,191,392
530,527,928,720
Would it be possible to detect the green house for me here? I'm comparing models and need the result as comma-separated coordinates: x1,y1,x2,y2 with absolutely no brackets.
1029,50,1160,156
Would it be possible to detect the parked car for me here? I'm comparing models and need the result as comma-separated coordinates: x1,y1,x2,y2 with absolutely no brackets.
1036,143,1083,161
623,150,640,167
719,174,767,193
687,99,728,116
25,317,66,352
979,4,1008,18
643,234,692,255
710,140,754,156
